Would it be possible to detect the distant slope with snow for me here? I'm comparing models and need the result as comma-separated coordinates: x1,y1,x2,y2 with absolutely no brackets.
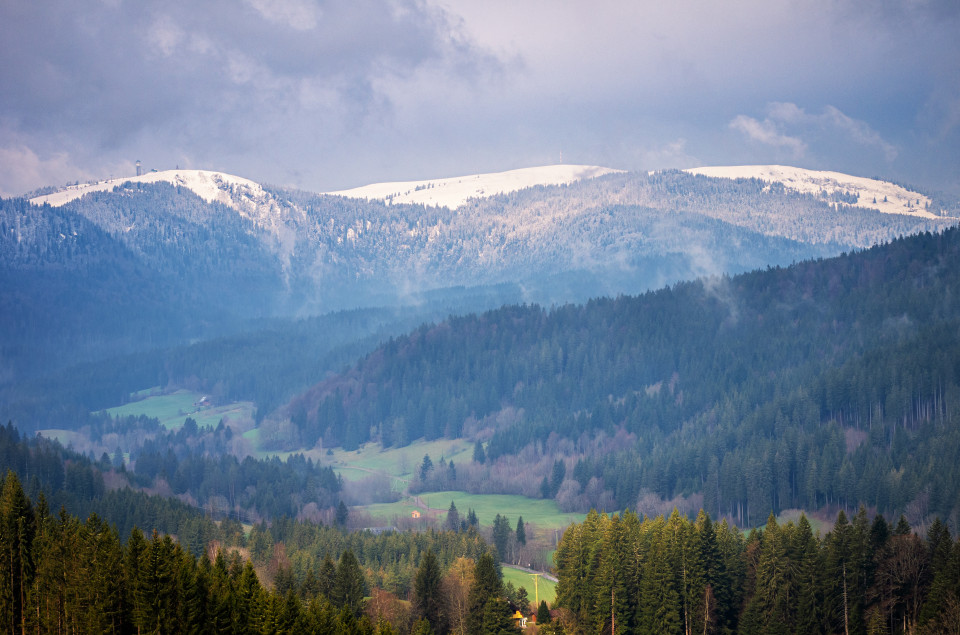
326,164,622,209
684,165,944,219
31,169,266,211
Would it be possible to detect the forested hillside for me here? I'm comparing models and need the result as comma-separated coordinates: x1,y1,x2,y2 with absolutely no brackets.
552,508,960,635
279,228,960,527
0,468,516,635
5,169,950,385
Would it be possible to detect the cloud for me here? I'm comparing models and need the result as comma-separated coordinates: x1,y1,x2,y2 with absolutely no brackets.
0,0,957,194
729,115,807,157
639,139,700,170
0,144,87,198
244,0,322,31
822,106,898,161
730,102,899,165
0,0,498,193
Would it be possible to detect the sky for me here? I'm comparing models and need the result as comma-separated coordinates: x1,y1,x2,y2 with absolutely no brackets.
1,0,958,197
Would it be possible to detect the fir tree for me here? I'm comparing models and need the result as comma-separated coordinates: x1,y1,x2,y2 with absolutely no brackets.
413,549,446,633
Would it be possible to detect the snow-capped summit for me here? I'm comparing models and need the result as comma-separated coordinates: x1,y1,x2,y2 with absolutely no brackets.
325,164,623,209
30,169,267,212
684,165,940,219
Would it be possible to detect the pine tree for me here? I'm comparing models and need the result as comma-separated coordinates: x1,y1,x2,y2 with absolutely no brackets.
318,553,337,600
793,514,823,634
447,502,461,533
742,514,790,634
0,471,35,635
481,596,520,634
413,549,446,633
467,553,503,635
637,516,682,634
492,514,511,561
537,599,551,624
420,455,434,481
334,549,367,617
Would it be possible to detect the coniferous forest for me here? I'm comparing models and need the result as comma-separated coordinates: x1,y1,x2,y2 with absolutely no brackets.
2,465,959,633
276,228,960,528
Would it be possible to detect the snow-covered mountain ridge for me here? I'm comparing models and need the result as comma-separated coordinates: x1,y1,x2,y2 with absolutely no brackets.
325,164,622,208
31,169,265,209
30,164,944,221
29,168,300,242
684,165,942,219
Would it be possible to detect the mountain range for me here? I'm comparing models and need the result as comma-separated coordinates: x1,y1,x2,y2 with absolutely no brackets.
3,162,960,529
2,163,955,381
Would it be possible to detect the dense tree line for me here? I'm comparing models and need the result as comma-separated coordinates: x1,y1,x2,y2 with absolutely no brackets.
284,228,960,526
553,507,960,634
0,469,529,634
0,421,236,553
0,419,340,534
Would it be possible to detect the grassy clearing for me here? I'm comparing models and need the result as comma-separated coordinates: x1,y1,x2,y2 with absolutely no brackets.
103,388,253,430
253,438,474,483
36,429,83,448
359,490,585,535
334,466,407,492
502,566,556,606
421,491,585,532
322,439,474,479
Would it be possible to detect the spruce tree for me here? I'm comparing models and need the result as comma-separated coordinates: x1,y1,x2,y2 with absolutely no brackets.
334,549,367,617
537,599,551,623
467,553,503,635
413,549,446,633
446,502,460,532
0,471,35,634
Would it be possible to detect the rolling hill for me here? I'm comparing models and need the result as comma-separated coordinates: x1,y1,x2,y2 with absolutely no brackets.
270,226,960,528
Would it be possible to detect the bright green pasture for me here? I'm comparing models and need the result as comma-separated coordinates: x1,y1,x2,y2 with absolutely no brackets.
502,566,557,605
361,490,585,534
323,439,474,479
423,491,585,532
103,388,253,430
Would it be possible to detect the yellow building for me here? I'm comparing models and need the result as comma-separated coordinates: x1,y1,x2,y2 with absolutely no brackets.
511,610,528,629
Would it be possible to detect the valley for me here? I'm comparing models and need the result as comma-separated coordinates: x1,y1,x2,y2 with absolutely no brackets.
3,164,960,633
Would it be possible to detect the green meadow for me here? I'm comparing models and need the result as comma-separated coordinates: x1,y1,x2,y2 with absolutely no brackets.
360,490,585,535
502,566,557,605
103,388,254,430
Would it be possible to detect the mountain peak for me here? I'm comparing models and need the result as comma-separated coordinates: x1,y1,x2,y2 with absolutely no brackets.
683,165,943,219
325,164,623,209
30,169,265,211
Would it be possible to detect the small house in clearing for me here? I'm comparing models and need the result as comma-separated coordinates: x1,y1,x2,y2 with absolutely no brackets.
511,611,527,629
411,510,421,519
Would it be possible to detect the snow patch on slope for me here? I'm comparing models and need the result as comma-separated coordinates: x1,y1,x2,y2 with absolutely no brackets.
31,169,266,212
326,164,622,209
684,165,943,219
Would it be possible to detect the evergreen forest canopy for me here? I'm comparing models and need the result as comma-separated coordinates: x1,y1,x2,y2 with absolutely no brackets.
551,507,960,635
278,227,960,528
2,457,960,634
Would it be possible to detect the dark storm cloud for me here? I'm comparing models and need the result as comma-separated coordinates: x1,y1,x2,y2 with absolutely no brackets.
1,0,958,196
0,0,496,194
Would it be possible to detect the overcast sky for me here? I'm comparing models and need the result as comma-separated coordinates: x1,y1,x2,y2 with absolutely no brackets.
1,0,958,197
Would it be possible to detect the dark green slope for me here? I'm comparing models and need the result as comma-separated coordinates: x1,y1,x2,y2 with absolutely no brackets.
284,228,960,525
